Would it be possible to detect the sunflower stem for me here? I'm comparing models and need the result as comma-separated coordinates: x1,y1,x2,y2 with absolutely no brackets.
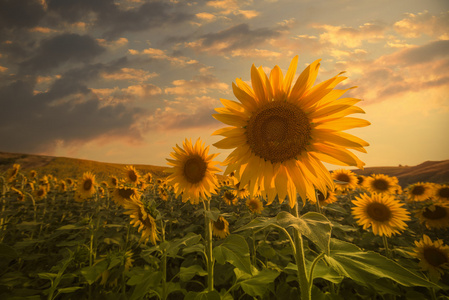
292,203,311,300
382,235,391,258
203,199,214,292
161,220,167,300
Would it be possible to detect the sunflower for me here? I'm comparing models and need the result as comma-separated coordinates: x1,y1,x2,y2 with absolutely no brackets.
58,180,67,192
66,178,74,187
414,234,449,280
415,203,449,229
125,165,140,185
316,189,338,206
405,182,433,202
143,172,153,184
29,170,37,179
356,175,366,187
108,176,119,188
76,172,97,200
364,174,399,195
352,193,410,237
433,184,449,203
7,164,20,182
212,56,369,208
10,187,25,201
166,138,221,205
123,195,160,244
246,197,264,214
113,186,140,206
223,190,238,205
212,216,230,239
34,186,47,200
234,182,250,199
331,169,358,193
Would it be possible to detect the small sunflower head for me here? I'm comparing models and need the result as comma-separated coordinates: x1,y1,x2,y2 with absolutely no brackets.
414,234,449,281
246,197,264,214
125,166,140,184
212,216,230,239
415,203,449,229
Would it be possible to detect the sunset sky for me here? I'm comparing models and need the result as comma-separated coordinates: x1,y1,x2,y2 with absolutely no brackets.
0,0,448,170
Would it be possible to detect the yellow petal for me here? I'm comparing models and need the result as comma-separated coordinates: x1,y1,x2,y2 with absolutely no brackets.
232,82,258,112
314,117,371,131
289,59,321,101
269,65,284,101
212,113,247,127
284,55,298,94
251,64,267,103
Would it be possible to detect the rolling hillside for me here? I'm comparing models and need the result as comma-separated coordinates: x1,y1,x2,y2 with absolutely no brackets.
1,151,448,187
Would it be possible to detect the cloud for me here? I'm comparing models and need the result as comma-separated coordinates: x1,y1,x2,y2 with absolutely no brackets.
101,67,158,82
0,61,147,154
92,83,162,106
0,0,46,31
394,10,449,39
19,33,105,74
230,48,282,59
313,22,386,48
96,37,129,49
164,75,229,96
186,23,281,54
129,47,199,66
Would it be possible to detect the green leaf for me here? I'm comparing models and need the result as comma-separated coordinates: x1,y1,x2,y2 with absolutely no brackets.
167,233,202,257
205,207,220,222
235,268,280,298
80,260,109,285
129,270,162,300
57,224,87,230
37,273,58,281
325,239,439,289
56,286,84,294
0,243,18,259
179,265,208,282
213,234,252,274
277,211,332,255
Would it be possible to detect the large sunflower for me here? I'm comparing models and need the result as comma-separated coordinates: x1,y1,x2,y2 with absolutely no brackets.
331,169,358,193
364,174,399,195
415,203,449,229
414,234,449,280
352,193,410,237
123,195,160,245
212,56,369,207
405,182,433,202
166,138,221,205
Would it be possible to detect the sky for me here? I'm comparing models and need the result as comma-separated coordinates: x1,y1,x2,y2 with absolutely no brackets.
0,0,448,170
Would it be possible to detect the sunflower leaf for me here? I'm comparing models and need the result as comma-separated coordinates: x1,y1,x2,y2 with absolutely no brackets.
325,239,440,289
213,234,252,275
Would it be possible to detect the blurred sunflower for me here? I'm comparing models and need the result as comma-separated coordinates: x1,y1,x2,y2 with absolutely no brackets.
113,186,140,206
58,180,67,192
11,187,25,201
76,172,97,200
415,203,449,229
34,186,47,200
331,169,358,193
352,193,410,237
414,234,449,281
234,182,250,199
125,165,140,185
246,197,264,214
364,174,399,195
223,190,238,206
29,170,37,179
406,182,433,202
143,172,153,184
123,195,159,244
316,189,338,206
66,178,74,187
212,56,369,208
108,176,119,188
166,138,221,205
433,184,449,203
356,175,366,187
212,216,230,239
7,164,20,182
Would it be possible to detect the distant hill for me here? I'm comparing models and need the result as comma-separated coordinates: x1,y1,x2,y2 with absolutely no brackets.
1,151,448,187
0,151,168,182
350,160,449,187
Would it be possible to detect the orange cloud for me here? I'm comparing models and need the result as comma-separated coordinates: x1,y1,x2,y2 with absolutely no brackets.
129,47,199,66
394,10,449,39
165,75,229,96
101,68,158,82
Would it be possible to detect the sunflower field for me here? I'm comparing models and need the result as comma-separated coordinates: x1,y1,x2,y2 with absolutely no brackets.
1,57,448,300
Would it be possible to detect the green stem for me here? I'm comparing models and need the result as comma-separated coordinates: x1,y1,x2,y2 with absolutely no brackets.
292,204,311,300
203,199,214,292
308,253,325,296
161,220,167,300
382,235,391,258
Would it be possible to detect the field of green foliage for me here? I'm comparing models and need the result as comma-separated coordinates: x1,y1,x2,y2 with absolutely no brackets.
0,164,448,300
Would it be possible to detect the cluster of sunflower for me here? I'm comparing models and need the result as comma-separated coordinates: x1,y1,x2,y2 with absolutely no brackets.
329,168,449,281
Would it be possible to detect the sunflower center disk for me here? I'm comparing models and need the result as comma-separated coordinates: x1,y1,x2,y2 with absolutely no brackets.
118,188,135,199
411,186,425,196
214,219,225,230
84,179,93,191
336,174,350,183
438,187,449,198
422,206,447,220
423,247,448,267
366,202,392,222
373,179,389,191
128,171,138,182
183,156,207,184
246,101,311,163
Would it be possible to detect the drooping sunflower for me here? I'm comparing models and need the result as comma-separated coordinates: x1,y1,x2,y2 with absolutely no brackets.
7,164,20,182
113,186,141,206
414,234,449,280
331,169,358,193
356,175,366,187
34,186,47,200
405,182,433,202
76,172,97,200
166,138,221,205
10,187,25,202
222,190,238,206
125,165,140,185
123,195,160,245
364,174,399,195
58,180,67,192
212,56,369,208
415,203,449,229
316,189,338,206
433,184,449,203
29,170,37,179
108,176,119,188
352,193,410,237
212,216,230,239
246,197,264,214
